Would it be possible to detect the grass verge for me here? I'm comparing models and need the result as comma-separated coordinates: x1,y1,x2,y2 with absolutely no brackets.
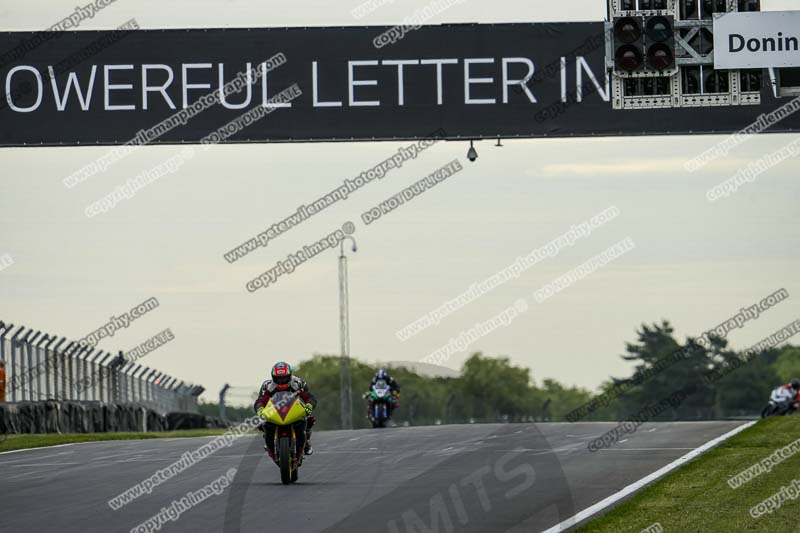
579,417,800,532
0,429,245,453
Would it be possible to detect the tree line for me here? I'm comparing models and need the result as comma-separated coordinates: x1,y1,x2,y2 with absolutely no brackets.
200,320,800,428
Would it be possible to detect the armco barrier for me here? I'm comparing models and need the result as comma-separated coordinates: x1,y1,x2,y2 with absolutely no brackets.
0,401,225,435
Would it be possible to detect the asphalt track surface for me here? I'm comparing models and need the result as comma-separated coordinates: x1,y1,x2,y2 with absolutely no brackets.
0,421,746,533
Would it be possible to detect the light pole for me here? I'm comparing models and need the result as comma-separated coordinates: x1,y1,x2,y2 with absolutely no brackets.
338,236,357,429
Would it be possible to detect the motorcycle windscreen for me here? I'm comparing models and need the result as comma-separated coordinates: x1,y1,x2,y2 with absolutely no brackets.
264,391,307,425
372,379,391,398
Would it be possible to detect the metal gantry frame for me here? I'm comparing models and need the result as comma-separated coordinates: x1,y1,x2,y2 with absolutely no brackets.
607,0,763,109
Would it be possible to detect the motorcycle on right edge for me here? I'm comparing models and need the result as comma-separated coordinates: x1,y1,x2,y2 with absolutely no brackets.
366,378,397,428
761,385,800,418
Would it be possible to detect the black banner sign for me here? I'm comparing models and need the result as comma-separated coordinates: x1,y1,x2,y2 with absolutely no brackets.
1,23,798,146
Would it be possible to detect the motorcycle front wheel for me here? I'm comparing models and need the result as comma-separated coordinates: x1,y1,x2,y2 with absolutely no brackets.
278,437,293,485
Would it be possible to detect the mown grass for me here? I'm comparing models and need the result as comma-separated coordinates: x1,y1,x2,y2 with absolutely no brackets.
579,417,800,532
0,429,249,453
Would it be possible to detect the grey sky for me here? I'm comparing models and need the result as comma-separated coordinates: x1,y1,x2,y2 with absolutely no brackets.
1,0,799,404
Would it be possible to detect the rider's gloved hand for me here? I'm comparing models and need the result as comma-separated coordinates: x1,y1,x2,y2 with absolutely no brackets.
256,407,268,419
303,403,314,416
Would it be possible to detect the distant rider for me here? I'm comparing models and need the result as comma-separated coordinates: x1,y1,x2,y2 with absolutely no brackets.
366,369,400,416
254,362,317,456
769,378,800,413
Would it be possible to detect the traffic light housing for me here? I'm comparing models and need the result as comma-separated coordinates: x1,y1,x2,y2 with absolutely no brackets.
608,0,764,109
614,16,644,72
613,14,675,74
644,15,675,72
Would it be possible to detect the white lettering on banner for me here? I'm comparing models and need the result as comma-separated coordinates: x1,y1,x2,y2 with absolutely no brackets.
5,58,610,113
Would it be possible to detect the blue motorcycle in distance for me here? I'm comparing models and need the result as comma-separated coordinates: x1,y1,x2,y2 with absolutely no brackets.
366,379,395,428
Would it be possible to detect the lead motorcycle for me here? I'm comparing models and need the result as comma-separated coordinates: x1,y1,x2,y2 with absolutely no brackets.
260,390,310,484
367,378,396,428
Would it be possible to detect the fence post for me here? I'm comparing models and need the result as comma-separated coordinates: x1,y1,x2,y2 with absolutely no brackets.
0,322,6,368
0,323,9,403
170,378,180,412
135,365,144,404
163,376,175,412
130,366,137,403
10,326,25,402
191,386,205,414
75,345,90,401
110,352,127,403
129,365,139,403
219,384,230,421
79,349,88,401
88,350,102,401
42,336,55,400
160,376,169,412
50,338,66,400
34,333,49,400
98,352,112,403
25,330,40,402
147,369,157,410
67,344,76,401
0,323,9,401
67,342,81,401
141,367,150,406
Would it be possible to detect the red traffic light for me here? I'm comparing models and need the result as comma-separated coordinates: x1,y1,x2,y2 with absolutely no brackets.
614,17,642,44
647,43,674,70
616,45,644,72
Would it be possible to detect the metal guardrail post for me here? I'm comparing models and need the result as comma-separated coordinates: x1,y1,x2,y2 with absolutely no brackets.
119,363,128,402
147,369,158,409
81,348,92,401
164,376,175,412
160,376,169,412
128,364,137,403
25,330,40,402
61,342,74,400
97,352,113,403
34,333,49,400
41,335,55,399
0,322,9,403
0,322,10,397
75,345,90,401
170,378,180,412
110,352,124,403
89,350,104,401
10,326,25,402
151,372,160,411
50,337,66,400
67,344,77,401
191,385,205,414
134,365,145,404
219,383,230,421
0,322,7,366
131,366,138,403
